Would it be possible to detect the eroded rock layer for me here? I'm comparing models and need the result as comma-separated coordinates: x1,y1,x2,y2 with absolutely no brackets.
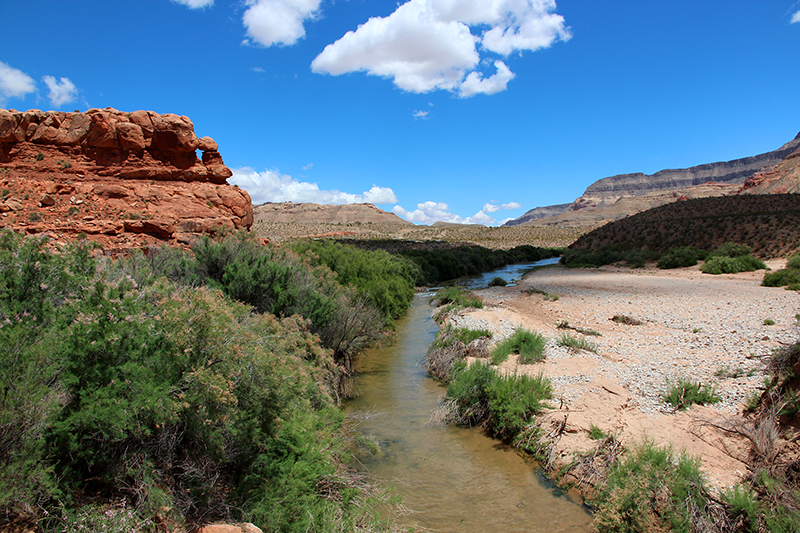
0,108,252,250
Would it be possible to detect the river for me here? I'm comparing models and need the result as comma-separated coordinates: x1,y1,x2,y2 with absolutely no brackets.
346,259,592,532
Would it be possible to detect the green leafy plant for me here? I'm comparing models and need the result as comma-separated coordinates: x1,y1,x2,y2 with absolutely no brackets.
491,327,546,364
557,332,598,353
764,318,776,326
661,377,721,410
488,276,507,287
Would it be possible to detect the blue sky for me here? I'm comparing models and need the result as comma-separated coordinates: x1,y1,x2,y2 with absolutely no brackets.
2,1,799,225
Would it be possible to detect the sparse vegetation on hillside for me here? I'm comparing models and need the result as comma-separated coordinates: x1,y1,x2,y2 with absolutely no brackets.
570,193,800,258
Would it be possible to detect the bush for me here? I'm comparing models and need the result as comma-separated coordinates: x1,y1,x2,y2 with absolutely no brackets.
557,333,598,353
661,377,721,410
657,246,707,269
488,276,507,287
701,242,766,274
431,286,483,311
593,442,710,533
444,361,552,440
763,252,800,289
291,240,418,320
491,328,547,364
0,230,389,531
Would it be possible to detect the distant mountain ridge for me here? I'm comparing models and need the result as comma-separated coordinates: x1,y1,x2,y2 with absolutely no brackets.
505,131,800,227
253,202,412,225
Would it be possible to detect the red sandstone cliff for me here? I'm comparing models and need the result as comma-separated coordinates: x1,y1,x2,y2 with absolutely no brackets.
0,107,253,251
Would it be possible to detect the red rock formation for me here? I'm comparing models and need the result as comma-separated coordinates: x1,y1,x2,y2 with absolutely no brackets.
0,107,253,251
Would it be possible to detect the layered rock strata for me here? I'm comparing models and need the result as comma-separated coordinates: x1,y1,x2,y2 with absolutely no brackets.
0,108,252,249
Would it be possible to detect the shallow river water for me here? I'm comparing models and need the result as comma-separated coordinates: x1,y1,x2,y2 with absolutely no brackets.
346,260,592,532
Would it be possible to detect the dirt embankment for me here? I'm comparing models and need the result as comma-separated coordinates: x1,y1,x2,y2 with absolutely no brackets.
449,261,799,489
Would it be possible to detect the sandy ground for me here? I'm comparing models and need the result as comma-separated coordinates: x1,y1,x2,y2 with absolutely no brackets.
450,260,800,489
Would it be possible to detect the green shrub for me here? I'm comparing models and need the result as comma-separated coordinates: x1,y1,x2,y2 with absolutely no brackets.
557,332,598,353
657,246,707,269
291,240,418,319
431,286,483,310
710,242,753,258
701,255,766,274
488,276,507,287
787,252,800,270
433,326,493,348
661,377,721,410
444,361,552,440
28,212,42,222
491,328,546,364
593,442,710,533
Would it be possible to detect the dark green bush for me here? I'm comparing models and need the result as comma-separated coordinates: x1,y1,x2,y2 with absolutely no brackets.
763,252,800,289
488,276,507,287
657,246,708,269
431,286,483,310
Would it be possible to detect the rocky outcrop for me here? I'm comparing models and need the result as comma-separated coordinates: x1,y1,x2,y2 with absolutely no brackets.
739,144,800,195
503,203,571,226
574,132,800,209
0,108,252,250
504,131,800,228
253,202,412,225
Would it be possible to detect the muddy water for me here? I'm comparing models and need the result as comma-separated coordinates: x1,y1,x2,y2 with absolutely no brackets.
348,264,591,532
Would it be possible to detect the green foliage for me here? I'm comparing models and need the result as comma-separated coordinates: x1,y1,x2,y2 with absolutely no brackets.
763,252,800,289
491,328,547,364
593,442,710,533
28,212,42,222
588,424,607,440
0,230,389,531
661,377,721,410
291,239,418,319
433,326,492,348
444,361,552,440
557,333,598,353
701,242,766,274
381,242,561,285
56,504,156,533
657,246,708,269
431,286,483,311
764,318,776,326
488,276,507,287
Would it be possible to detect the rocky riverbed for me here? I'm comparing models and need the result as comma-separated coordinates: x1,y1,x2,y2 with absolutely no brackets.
448,260,799,488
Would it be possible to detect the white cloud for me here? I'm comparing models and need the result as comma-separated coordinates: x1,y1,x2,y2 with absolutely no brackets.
393,200,501,225
413,110,430,119
302,162,314,170
312,0,570,97
242,0,322,47
792,10,800,23
42,76,78,107
483,202,500,213
0,61,36,105
230,167,397,205
501,201,521,209
172,0,214,8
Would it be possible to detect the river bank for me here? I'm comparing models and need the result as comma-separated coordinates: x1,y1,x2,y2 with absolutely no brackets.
445,260,799,490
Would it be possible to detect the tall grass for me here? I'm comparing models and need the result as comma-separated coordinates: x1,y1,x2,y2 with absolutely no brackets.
491,328,547,364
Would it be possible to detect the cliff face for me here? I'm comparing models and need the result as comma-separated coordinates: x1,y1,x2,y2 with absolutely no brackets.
574,132,800,210
0,108,253,250
503,203,572,226
504,131,800,228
